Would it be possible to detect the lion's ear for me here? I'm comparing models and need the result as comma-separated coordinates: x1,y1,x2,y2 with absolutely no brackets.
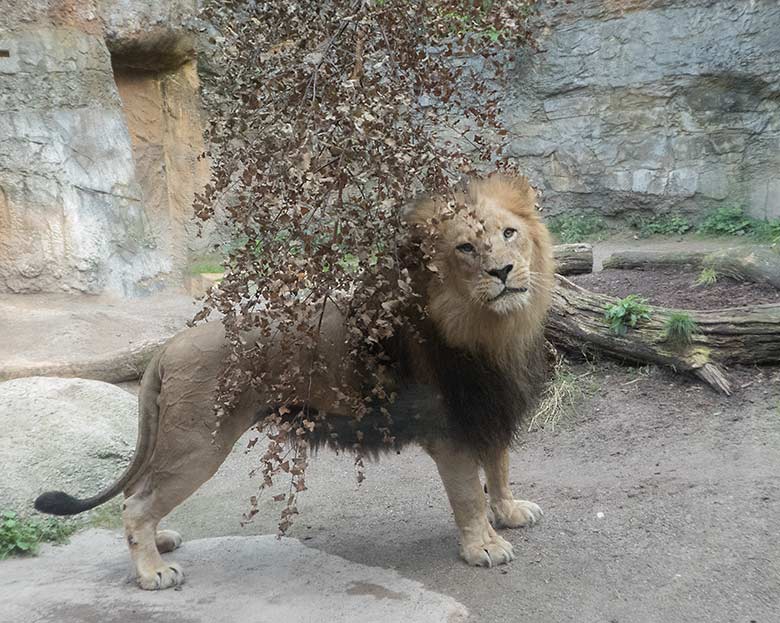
484,173,538,217
513,175,539,214
402,194,436,225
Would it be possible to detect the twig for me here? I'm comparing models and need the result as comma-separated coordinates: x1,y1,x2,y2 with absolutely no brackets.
350,25,368,81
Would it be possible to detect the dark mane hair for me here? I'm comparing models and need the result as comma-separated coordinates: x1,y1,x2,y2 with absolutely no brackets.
301,318,549,457
420,323,548,456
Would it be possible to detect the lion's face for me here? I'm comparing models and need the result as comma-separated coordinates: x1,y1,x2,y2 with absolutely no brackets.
435,201,537,315
412,175,553,319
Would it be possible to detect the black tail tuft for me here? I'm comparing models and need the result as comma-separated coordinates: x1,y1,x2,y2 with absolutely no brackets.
34,491,90,516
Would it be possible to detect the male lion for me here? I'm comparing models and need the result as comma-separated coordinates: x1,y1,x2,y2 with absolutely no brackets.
36,174,554,590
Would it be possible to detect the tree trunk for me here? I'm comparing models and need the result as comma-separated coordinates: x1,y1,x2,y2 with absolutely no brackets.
547,275,780,396
0,339,166,384
603,246,780,288
553,243,593,275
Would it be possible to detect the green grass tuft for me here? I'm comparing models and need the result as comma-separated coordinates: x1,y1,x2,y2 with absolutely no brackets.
695,267,718,287
663,312,700,346
697,206,780,242
0,511,78,559
604,295,652,336
547,214,607,244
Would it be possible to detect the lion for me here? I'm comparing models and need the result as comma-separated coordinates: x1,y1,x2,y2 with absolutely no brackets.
35,173,555,590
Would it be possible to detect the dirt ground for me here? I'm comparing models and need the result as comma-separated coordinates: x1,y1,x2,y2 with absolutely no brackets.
0,291,197,381
573,268,780,309
120,358,776,623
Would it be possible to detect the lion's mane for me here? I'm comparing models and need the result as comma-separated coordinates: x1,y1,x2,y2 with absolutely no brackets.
308,175,555,456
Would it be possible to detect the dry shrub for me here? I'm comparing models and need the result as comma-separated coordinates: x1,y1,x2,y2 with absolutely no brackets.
529,349,596,432
194,0,538,534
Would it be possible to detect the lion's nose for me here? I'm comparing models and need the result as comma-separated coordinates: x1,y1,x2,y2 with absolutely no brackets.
487,264,513,283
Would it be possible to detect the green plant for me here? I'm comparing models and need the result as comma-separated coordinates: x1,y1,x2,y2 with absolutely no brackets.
698,206,754,236
547,214,607,244
695,266,718,286
0,511,78,559
633,214,692,238
752,220,780,244
663,312,700,345
189,260,225,275
604,295,652,336
697,206,780,242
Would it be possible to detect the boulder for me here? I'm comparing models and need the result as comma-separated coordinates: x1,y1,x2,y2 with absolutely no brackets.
0,377,137,512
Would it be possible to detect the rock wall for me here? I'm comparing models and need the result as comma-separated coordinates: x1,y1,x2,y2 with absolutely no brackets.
114,61,209,283
0,0,207,296
507,0,780,221
2,0,779,295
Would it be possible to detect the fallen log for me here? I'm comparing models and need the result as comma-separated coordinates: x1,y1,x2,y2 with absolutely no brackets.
546,275,780,396
553,243,593,276
603,246,780,288
0,339,166,384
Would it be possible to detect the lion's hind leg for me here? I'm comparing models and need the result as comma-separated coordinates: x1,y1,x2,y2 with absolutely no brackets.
483,447,543,529
121,428,241,589
123,490,184,590
122,440,234,590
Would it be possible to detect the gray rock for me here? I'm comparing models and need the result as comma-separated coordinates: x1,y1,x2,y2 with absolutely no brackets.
0,1,209,297
0,530,469,623
507,0,780,221
0,377,137,512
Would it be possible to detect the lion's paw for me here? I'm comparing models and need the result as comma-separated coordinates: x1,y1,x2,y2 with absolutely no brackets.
460,533,515,568
137,562,184,590
155,529,183,554
491,499,543,529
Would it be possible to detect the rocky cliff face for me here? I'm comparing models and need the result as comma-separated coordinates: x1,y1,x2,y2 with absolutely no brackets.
1,1,778,296
506,0,780,221
0,0,206,295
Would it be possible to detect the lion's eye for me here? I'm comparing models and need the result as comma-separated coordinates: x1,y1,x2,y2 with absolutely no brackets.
456,242,475,254
503,228,517,240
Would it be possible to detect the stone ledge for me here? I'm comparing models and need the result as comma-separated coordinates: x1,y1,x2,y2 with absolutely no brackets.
0,530,469,623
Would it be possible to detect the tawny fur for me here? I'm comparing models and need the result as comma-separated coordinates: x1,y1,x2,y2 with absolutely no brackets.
411,175,553,361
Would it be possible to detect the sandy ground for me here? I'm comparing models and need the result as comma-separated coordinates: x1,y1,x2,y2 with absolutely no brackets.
0,291,198,379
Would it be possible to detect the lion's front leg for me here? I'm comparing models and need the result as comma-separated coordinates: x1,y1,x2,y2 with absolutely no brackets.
483,447,543,529
427,440,514,568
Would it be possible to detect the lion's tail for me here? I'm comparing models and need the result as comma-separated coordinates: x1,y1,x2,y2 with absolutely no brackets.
34,349,165,516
